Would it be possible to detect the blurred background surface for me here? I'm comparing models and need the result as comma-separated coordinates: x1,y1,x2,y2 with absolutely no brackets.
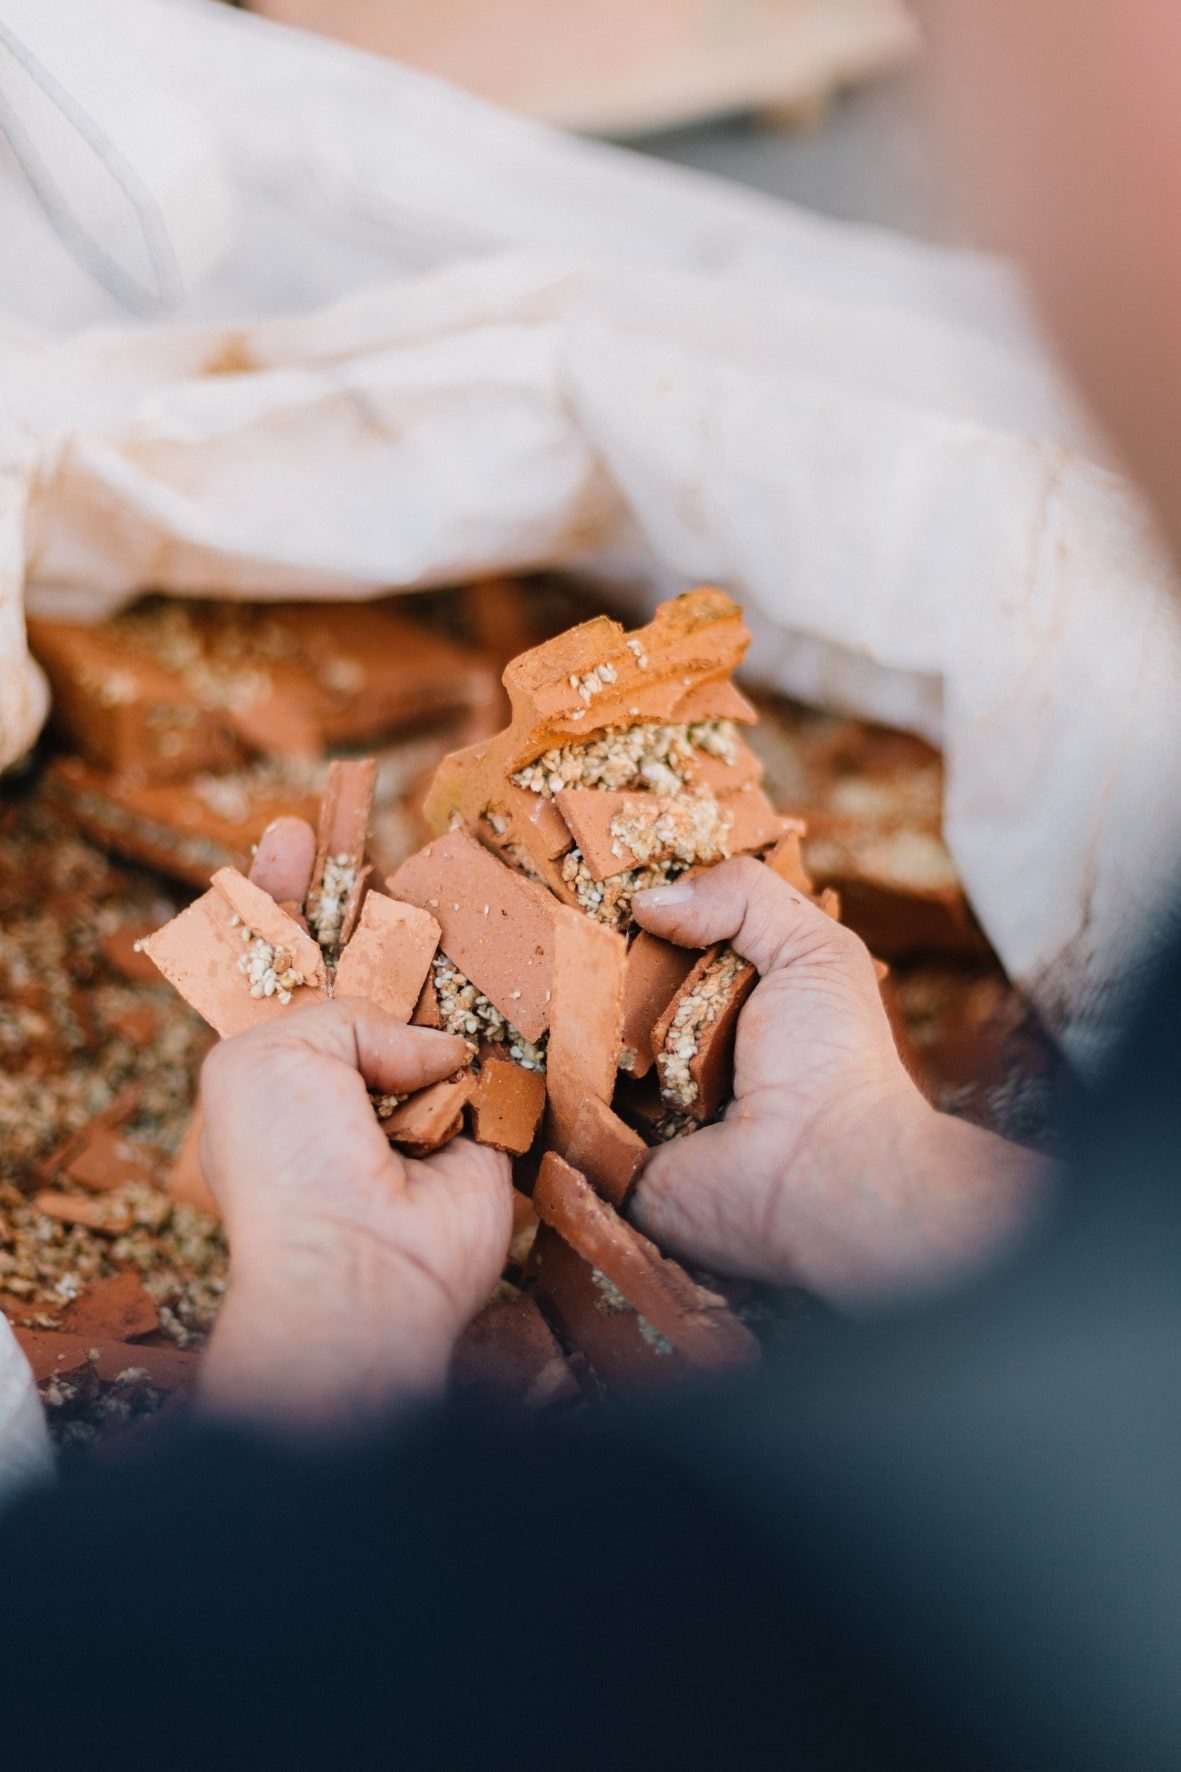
244,0,959,244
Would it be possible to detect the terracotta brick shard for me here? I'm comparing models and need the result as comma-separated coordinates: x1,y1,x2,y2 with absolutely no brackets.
27,615,245,782
682,736,764,795
554,789,727,881
15,1328,198,1394
765,824,814,894
307,758,377,947
167,1110,220,1216
620,933,697,1079
333,892,442,1021
471,1050,546,1155
652,944,757,1123
64,1126,162,1194
142,882,328,1039
382,1074,476,1156
388,829,556,1042
531,1225,685,1392
723,786,789,856
33,1192,135,1236
565,1097,648,1210
211,869,326,981
546,908,626,1151
44,755,319,889
531,1153,758,1377
61,1271,159,1343
452,1293,579,1411
423,588,752,863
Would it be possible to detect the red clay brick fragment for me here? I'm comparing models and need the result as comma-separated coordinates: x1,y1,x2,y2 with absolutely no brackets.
61,1271,159,1342
546,908,626,1151
167,1110,220,1216
15,1329,198,1393
64,1126,162,1194
532,1153,758,1374
531,1225,687,1392
452,1293,579,1411
382,1073,476,1156
652,944,757,1123
333,892,441,1021
388,828,556,1042
33,1192,135,1236
620,932,698,1079
471,1050,546,1155
142,881,327,1039
565,1097,649,1210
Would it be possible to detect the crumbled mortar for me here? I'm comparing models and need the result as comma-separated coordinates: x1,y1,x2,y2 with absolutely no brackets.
231,917,305,1004
657,948,748,1111
309,854,356,953
609,793,731,868
560,848,687,932
432,955,547,1072
512,719,735,799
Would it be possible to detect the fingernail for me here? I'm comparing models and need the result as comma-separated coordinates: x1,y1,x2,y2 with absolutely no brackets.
633,880,695,910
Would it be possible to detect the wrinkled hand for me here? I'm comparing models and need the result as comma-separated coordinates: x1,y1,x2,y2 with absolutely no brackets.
631,860,1047,1306
198,999,512,1425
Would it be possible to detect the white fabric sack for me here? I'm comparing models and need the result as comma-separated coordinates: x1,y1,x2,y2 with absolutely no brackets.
0,0,1178,1069
0,1319,52,1502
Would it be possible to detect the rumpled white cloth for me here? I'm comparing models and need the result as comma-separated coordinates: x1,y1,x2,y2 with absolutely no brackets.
0,0,1178,1068
0,1319,52,1502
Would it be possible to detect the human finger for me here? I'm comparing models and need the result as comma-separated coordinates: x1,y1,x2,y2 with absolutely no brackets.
633,857,866,979
248,815,317,904
203,996,470,1099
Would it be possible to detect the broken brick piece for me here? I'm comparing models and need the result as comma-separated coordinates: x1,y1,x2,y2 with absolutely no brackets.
620,932,698,1079
553,789,725,881
333,892,442,1021
141,885,328,1039
61,1271,159,1342
531,1224,687,1392
15,1328,198,1394
724,786,790,855
33,1192,135,1236
546,908,627,1152
471,1050,546,1156
388,828,557,1042
651,945,757,1123
452,1293,579,1411
565,1097,649,1210
306,758,378,951
382,1074,476,1156
64,1126,163,1194
765,824,814,894
167,1110,219,1216
110,1004,161,1047
424,590,753,874
44,754,321,889
682,736,764,795
532,1152,758,1375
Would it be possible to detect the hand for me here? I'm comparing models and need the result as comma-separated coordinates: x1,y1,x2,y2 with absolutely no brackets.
197,998,512,1426
631,860,1049,1307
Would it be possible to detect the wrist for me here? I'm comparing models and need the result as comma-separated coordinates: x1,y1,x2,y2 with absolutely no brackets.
767,1081,1050,1307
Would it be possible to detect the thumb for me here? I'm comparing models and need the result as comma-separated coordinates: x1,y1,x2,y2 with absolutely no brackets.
629,1120,757,1276
633,856,865,979
204,996,470,1100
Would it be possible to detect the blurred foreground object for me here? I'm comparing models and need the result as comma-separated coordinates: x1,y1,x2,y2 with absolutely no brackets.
247,0,918,135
